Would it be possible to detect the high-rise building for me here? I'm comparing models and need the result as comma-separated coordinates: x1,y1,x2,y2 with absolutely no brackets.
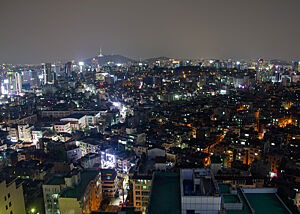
292,60,299,72
43,63,54,85
65,62,72,77
52,63,61,76
31,70,40,87
14,72,22,94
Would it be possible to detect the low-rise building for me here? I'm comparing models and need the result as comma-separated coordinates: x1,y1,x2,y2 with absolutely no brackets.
100,169,118,198
18,124,34,142
80,153,101,169
58,170,102,214
132,175,152,213
43,176,66,214
0,178,26,214
53,122,71,134
60,113,87,131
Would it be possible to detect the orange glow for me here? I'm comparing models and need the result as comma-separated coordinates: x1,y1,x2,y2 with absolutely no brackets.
203,157,210,166
278,117,295,128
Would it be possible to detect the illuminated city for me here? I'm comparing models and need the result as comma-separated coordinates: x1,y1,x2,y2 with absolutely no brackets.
1,1,300,214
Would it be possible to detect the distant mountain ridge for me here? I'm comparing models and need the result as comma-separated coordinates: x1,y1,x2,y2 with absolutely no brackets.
84,55,171,65
84,54,136,65
142,56,170,64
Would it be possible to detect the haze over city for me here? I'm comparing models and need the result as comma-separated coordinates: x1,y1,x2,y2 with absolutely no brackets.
1,0,300,64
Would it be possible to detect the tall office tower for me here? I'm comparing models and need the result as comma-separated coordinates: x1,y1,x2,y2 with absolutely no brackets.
22,70,31,84
14,72,22,93
292,60,299,72
65,61,72,76
1,77,10,94
258,58,265,70
31,70,40,87
227,59,233,69
52,63,57,74
43,63,54,84
214,60,221,70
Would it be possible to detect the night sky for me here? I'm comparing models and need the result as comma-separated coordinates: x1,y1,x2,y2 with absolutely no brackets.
1,0,300,64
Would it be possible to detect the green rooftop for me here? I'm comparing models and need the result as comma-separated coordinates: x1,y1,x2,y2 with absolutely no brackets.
224,195,240,203
148,172,181,214
218,183,231,194
60,170,99,199
245,193,290,214
226,189,252,214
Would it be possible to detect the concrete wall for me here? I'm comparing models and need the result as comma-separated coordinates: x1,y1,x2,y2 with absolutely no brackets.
243,188,277,194
181,196,221,214
0,180,26,214
58,198,82,214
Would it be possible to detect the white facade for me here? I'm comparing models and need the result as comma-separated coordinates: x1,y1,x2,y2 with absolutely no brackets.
180,169,221,214
18,124,33,142
53,122,71,133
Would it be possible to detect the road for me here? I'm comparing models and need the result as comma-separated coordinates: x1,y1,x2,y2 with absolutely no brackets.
203,132,227,154
110,175,129,206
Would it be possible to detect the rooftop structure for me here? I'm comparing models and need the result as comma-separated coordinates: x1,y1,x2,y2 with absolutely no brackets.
180,168,221,214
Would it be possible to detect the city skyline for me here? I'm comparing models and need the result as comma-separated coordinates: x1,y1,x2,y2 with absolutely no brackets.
1,1,300,213
1,0,300,64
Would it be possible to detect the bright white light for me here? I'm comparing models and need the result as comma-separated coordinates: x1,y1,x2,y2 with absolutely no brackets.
116,63,122,67
220,89,227,95
38,75,43,79
236,61,240,65
3,79,9,84
209,60,214,64
79,62,84,66
113,102,121,107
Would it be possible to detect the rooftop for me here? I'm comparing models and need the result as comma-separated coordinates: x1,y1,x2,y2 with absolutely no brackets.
226,189,252,214
60,170,99,199
47,176,65,185
148,172,181,214
218,183,231,194
245,193,290,214
224,194,240,203
63,113,85,119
